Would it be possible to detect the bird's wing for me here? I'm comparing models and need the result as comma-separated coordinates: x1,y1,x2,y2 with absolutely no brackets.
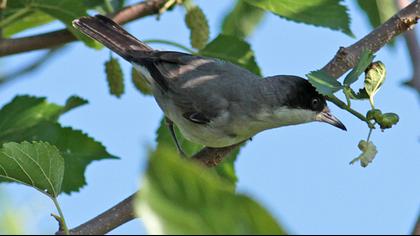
132,51,259,125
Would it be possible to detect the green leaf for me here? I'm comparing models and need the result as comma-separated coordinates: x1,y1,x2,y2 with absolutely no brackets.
356,0,396,28
154,118,239,185
222,0,265,38
377,112,399,130
131,67,152,96
364,61,386,108
344,87,369,100
2,0,101,47
307,70,343,96
185,5,210,50
1,122,117,194
0,96,62,138
3,11,55,37
199,34,261,76
0,96,116,194
343,50,374,86
0,141,64,197
243,0,353,36
62,95,89,113
350,140,377,167
105,57,125,98
136,145,286,234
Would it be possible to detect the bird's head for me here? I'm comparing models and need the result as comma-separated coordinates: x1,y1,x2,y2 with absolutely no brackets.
265,75,347,131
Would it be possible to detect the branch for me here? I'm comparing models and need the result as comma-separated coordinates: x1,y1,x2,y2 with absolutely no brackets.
396,0,420,93
56,194,136,235
55,1,420,235
55,143,242,235
322,0,420,79
0,0,169,57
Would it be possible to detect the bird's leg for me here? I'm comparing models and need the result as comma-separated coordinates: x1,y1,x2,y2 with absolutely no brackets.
165,117,187,158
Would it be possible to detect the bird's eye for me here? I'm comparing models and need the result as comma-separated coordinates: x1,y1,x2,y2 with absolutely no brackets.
311,98,321,109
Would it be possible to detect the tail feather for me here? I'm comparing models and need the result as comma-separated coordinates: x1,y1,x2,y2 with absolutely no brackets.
72,15,152,61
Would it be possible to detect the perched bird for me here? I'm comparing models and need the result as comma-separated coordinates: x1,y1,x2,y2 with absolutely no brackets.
73,15,346,155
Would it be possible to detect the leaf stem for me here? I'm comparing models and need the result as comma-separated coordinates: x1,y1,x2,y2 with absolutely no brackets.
52,197,69,235
143,39,195,54
327,95,370,125
366,127,373,142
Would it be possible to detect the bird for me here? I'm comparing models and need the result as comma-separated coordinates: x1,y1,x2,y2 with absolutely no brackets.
72,15,346,155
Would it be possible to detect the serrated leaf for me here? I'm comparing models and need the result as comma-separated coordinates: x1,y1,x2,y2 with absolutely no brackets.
154,118,239,185
350,140,377,167
307,70,343,96
0,96,116,194
0,96,62,138
0,122,117,194
62,95,89,113
243,0,353,36
136,145,286,234
105,57,125,97
0,141,64,197
364,61,386,107
343,50,374,86
199,34,261,76
185,6,210,50
222,0,265,39
131,67,152,96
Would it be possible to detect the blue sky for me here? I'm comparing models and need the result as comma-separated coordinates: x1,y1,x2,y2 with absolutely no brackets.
0,0,419,234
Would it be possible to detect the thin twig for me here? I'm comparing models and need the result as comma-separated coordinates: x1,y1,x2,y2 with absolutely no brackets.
0,0,169,57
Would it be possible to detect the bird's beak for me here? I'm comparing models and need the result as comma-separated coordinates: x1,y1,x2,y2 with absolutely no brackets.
316,108,347,131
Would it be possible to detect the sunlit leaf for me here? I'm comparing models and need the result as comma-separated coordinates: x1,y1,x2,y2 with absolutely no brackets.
350,140,377,167
0,141,64,197
244,0,353,36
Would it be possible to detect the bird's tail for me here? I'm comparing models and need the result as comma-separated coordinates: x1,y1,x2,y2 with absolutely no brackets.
72,15,152,60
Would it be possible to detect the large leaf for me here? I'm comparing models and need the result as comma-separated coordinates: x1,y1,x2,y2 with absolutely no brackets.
136,146,286,235
199,34,261,76
222,0,265,39
154,118,239,185
0,96,115,194
0,142,64,197
244,0,353,36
